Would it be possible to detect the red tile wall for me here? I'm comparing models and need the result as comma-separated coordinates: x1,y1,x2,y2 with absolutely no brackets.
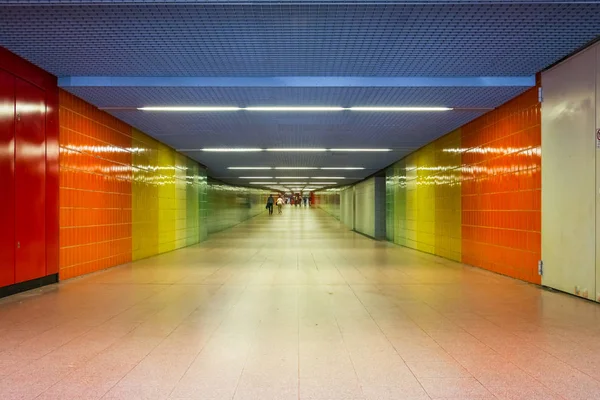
461,87,541,284
59,90,133,279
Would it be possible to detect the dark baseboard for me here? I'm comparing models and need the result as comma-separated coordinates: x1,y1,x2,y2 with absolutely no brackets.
0,274,59,299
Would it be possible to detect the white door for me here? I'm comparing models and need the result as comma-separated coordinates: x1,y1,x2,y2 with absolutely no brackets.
542,45,597,300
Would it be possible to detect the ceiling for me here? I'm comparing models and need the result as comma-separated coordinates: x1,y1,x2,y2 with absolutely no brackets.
0,1,598,190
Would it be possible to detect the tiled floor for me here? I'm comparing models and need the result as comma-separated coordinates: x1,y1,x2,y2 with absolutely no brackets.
2,208,600,400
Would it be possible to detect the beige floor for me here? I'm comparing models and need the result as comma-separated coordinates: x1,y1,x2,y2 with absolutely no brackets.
1,207,600,400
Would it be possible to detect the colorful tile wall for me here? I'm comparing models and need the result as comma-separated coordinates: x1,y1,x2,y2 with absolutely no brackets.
131,128,160,260
461,87,541,284
314,190,342,220
59,90,208,279
206,181,270,234
59,90,133,279
386,87,541,283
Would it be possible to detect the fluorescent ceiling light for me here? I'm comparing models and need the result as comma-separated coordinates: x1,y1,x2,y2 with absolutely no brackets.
202,148,262,152
311,177,345,179
267,149,327,152
276,177,309,179
139,106,240,112
330,149,391,152
309,182,336,185
139,106,451,112
228,167,272,170
275,167,318,170
246,107,344,112
280,182,308,184
349,107,453,112
239,176,272,179
249,182,277,184
320,167,365,170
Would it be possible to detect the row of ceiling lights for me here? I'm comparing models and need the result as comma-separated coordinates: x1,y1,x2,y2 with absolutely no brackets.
186,148,391,152
250,181,336,184
238,177,344,179
229,167,364,170
140,107,452,112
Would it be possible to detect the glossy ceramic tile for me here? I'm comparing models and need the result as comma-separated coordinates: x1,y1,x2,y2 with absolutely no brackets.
58,90,133,279
59,90,208,278
206,180,270,234
386,87,541,283
1,207,599,400
313,190,342,220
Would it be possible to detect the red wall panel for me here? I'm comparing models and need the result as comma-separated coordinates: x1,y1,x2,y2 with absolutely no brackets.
0,46,59,291
15,78,47,283
46,84,59,276
0,70,15,287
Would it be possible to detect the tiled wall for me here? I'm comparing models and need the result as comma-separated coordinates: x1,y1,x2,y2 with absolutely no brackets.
59,91,133,279
386,87,541,283
59,90,208,279
314,190,342,220
206,181,269,234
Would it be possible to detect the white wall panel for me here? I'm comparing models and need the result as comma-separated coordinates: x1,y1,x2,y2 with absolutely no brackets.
542,43,597,300
340,187,355,230
354,178,376,238
596,44,600,303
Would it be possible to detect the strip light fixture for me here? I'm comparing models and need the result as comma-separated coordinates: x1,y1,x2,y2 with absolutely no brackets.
194,149,387,153
138,106,240,111
320,167,365,170
228,167,272,170
330,148,391,152
201,148,262,152
239,176,272,179
267,148,327,152
275,167,319,170
228,166,364,169
349,107,452,112
140,106,452,112
246,107,345,112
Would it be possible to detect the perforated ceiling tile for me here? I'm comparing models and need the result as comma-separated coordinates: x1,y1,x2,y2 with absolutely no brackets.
66,86,528,108
1,0,596,3
1,4,598,77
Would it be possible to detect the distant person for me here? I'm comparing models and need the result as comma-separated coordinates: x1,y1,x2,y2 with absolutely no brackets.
303,197,308,207
277,196,284,214
266,195,274,215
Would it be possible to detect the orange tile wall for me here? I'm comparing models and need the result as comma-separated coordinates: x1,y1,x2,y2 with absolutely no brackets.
461,87,541,284
59,90,133,279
